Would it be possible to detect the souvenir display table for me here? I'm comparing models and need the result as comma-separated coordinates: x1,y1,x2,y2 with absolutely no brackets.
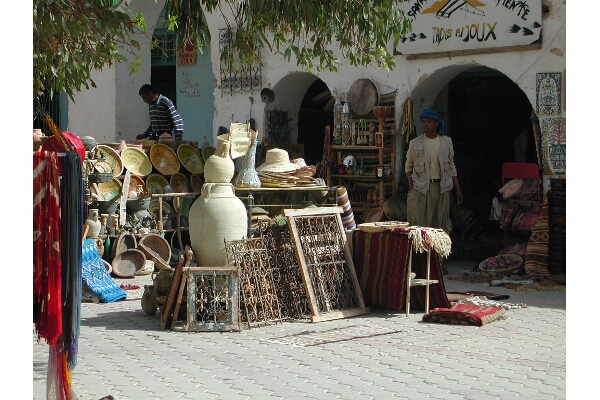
351,229,451,312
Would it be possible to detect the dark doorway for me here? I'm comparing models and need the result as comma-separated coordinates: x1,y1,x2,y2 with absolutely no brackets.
448,69,534,226
151,66,177,108
297,79,334,167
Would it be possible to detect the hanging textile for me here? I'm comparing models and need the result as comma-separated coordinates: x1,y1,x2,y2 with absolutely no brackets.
33,151,62,346
34,150,83,400
400,97,415,143
60,151,83,370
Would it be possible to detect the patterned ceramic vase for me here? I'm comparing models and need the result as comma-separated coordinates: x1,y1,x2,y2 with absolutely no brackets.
234,140,261,188
188,183,248,266
204,139,235,183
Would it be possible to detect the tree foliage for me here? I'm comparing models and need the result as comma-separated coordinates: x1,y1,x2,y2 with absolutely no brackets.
166,0,412,72
33,0,146,100
34,0,411,100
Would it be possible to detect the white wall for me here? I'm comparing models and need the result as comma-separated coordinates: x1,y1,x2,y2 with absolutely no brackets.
67,0,565,180
66,0,166,144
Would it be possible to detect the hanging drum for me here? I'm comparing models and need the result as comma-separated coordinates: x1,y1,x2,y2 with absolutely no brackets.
347,78,379,116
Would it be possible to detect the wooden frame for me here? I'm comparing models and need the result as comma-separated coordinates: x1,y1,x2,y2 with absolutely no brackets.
160,251,187,330
283,207,369,323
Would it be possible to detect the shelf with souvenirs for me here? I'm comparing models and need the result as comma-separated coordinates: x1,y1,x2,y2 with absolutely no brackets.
326,97,397,213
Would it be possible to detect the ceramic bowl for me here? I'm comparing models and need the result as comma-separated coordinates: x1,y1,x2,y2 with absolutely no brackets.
96,144,124,177
190,174,203,192
177,144,204,174
128,175,147,198
120,147,153,176
145,173,170,194
149,143,180,175
170,173,191,193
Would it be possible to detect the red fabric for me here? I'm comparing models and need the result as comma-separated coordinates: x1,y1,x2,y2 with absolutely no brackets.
352,230,450,311
422,302,506,326
33,151,62,345
41,131,85,173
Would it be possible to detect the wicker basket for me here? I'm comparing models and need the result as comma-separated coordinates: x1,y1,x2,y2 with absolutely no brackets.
153,269,174,296
112,249,147,278
111,231,137,260
138,233,172,270
478,254,523,274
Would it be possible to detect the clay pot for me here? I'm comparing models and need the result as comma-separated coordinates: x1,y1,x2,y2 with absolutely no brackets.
85,209,102,238
204,139,234,183
188,183,247,266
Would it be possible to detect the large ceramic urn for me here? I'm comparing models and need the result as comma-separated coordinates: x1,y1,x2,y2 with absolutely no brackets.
188,182,247,266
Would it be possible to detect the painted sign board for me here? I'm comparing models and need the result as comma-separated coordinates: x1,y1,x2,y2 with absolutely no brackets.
178,39,197,66
395,0,542,55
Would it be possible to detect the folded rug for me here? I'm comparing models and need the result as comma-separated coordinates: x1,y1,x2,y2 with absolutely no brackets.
82,239,127,303
422,302,506,326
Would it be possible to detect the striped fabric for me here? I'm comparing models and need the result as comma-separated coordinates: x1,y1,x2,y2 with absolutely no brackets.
144,94,184,140
352,230,450,311
337,186,356,230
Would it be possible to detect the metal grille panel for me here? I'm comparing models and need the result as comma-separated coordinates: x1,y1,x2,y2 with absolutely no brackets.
225,237,283,329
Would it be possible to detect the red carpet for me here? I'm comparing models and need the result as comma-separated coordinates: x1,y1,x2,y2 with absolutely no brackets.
422,302,506,326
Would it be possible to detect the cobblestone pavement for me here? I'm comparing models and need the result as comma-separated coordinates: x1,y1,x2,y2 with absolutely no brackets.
33,261,567,400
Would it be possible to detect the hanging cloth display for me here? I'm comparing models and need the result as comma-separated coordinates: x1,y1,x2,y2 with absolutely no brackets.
33,150,63,346
60,151,84,370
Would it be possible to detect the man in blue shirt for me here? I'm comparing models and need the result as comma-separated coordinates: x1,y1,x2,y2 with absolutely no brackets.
136,84,184,141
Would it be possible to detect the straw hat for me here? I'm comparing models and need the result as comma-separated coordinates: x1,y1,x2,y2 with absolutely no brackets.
256,148,299,173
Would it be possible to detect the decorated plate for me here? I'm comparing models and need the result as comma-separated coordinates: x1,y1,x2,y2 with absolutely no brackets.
96,144,124,177
170,173,191,193
145,173,169,194
177,144,204,174
190,174,203,192
96,178,122,202
120,147,153,176
149,143,180,175
148,199,176,219
128,175,146,199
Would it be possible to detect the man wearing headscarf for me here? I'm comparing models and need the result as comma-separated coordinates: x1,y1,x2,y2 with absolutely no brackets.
405,108,463,249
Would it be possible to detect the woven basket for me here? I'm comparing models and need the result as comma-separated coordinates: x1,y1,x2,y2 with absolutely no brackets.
478,254,523,274
135,260,154,276
112,249,147,278
138,233,171,270
153,269,174,296
112,231,137,260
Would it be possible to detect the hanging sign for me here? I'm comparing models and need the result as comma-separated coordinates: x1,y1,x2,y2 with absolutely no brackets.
395,0,542,55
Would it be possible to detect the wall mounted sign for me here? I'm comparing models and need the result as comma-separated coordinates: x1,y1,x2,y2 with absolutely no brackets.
177,39,197,66
395,0,542,56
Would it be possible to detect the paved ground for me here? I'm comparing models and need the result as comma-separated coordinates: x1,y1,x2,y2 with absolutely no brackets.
33,260,567,400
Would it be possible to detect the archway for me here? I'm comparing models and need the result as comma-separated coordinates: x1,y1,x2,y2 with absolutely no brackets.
411,65,535,258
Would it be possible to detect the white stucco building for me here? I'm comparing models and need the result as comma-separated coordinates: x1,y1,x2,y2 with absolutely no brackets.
63,0,565,224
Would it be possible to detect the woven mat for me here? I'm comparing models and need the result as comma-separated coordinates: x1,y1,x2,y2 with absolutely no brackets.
422,302,506,326
263,325,401,348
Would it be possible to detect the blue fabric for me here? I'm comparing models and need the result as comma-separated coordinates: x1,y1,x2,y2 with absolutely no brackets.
420,108,445,135
81,239,127,303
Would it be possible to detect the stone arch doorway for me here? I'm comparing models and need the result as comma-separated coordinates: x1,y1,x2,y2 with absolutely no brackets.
265,73,333,169
410,65,535,233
